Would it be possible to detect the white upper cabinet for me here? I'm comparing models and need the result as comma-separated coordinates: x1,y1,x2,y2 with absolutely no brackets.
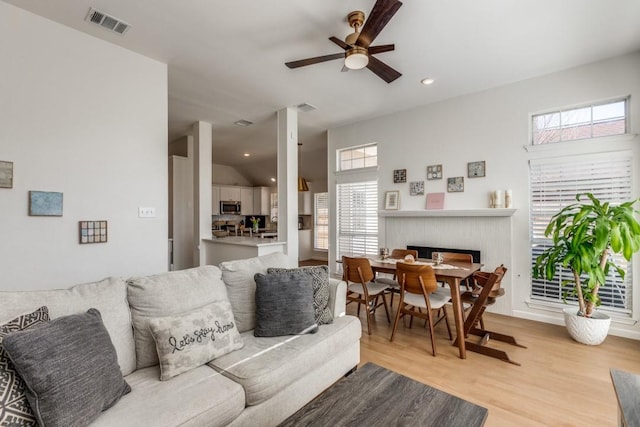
240,187,254,215
212,186,221,214
220,186,241,201
253,187,270,215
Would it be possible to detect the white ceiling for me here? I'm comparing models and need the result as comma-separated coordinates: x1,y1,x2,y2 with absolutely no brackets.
6,0,640,183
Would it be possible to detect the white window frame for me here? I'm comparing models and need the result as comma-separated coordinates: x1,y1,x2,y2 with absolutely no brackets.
337,143,378,172
530,151,634,317
336,180,378,258
314,192,328,251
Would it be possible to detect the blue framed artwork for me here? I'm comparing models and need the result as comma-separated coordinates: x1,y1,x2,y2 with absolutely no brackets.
29,191,63,216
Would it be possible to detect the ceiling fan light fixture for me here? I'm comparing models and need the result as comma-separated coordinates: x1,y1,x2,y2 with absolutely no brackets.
345,47,369,70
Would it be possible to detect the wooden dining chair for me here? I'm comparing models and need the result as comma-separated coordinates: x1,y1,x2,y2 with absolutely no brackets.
455,267,526,365
435,251,474,291
389,262,452,356
342,256,391,335
375,249,418,306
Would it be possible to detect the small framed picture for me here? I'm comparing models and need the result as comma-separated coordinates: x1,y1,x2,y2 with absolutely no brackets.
447,177,464,192
467,161,486,178
393,169,406,183
79,220,108,244
0,161,13,188
384,191,400,210
426,164,442,180
409,181,425,196
29,191,63,216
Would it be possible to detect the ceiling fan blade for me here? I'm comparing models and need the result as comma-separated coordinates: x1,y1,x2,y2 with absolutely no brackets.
356,0,402,48
366,55,402,83
368,44,395,55
329,36,350,50
285,52,344,69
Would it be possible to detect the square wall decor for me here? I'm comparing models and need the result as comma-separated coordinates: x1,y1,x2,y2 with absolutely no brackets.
29,191,63,216
468,161,486,178
447,177,464,193
426,164,442,180
79,220,108,244
0,161,13,188
409,181,425,196
393,169,406,183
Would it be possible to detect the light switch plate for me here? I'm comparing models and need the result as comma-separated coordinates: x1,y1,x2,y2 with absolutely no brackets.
138,207,155,218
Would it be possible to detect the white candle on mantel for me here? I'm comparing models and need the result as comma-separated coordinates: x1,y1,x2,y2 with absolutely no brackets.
494,190,504,208
505,190,513,208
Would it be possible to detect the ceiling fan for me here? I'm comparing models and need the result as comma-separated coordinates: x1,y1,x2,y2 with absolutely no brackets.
285,0,403,83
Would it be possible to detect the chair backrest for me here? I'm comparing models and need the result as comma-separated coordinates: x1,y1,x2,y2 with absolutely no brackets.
440,252,473,263
396,262,438,295
342,256,375,284
390,249,418,259
472,264,507,297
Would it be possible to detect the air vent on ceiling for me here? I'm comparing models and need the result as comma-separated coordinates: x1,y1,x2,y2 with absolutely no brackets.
85,8,130,35
234,119,253,127
297,103,317,113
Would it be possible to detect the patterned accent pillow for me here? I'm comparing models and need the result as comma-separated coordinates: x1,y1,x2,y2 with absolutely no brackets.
149,301,244,381
267,266,333,325
0,306,49,427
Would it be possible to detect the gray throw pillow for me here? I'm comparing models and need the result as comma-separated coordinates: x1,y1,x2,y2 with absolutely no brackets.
3,309,131,427
0,306,49,427
254,271,318,337
149,301,244,381
267,266,333,325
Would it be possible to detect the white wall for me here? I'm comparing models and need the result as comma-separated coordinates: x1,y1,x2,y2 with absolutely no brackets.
212,163,253,186
328,52,640,339
0,3,168,290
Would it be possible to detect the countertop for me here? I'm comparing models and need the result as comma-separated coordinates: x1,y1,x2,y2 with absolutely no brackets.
202,236,285,247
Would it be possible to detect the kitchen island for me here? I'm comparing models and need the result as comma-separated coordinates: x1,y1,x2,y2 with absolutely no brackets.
202,236,286,266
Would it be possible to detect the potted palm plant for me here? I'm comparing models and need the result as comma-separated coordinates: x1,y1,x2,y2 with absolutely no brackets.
533,193,640,345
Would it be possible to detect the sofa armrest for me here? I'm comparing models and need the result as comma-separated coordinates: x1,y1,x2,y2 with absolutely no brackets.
328,278,347,318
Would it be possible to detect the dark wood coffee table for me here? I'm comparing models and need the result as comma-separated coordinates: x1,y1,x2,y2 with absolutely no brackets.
280,363,488,426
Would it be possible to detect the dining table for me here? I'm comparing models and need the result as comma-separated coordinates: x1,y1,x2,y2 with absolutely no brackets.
367,257,483,359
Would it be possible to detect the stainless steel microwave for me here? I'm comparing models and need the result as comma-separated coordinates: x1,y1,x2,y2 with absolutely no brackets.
220,201,241,215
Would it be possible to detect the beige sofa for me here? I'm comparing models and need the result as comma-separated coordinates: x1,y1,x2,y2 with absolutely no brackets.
0,252,362,426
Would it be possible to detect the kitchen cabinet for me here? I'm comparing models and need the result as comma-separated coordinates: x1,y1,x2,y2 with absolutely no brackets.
253,187,270,215
298,229,313,261
240,187,254,215
212,186,221,214
220,186,241,201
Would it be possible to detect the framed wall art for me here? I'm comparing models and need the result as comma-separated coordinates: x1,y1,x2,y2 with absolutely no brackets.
384,191,399,210
28,191,63,216
467,161,486,178
79,220,108,244
447,177,464,193
426,164,442,180
0,161,13,188
409,181,425,196
393,169,406,183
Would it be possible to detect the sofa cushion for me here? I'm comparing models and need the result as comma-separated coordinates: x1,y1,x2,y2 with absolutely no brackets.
91,365,245,427
208,315,361,406
0,306,49,427
267,266,334,325
219,252,289,333
0,277,135,376
254,272,318,337
127,265,230,369
3,309,131,427
149,301,244,380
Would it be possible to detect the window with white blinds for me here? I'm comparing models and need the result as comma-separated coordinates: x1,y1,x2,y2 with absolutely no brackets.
314,192,328,250
337,181,378,258
530,152,633,315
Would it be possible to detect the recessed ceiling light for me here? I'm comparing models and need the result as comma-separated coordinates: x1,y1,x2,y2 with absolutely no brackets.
234,119,253,127
270,177,276,182
421,78,435,85
243,153,250,157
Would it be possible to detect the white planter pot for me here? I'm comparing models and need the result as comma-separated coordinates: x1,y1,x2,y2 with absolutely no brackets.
563,308,611,345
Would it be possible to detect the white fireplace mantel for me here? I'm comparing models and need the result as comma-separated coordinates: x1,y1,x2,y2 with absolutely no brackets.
378,209,517,218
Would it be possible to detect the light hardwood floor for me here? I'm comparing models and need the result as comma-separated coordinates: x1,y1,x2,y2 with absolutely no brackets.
346,299,640,426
